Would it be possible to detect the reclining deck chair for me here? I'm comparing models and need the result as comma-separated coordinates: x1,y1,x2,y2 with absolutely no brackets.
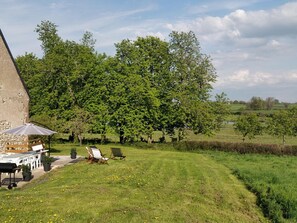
86,146,108,164
110,147,126,160
85,147,93,161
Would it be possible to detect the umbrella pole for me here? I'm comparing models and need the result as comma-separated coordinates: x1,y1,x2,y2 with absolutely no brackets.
48,135,51,156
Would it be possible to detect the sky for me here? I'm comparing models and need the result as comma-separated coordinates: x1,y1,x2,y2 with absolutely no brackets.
1,0,297,102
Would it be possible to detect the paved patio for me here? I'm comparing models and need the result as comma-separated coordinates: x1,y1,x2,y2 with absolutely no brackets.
0,155,84,189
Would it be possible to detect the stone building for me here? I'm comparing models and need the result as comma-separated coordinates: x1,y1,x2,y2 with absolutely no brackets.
0,29,30,151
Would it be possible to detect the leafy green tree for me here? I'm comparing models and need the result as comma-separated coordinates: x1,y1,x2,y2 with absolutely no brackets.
265,97,275,110
109,68,159,143
112,37,163,143
80,31,96,52
30,21,101,134
212,92,231,129
247,96,265,110
87,103,110,142
169,31,216,101
185,93,229,137
17,21,225,144
290,106,297,136
35,20,62,55
67,107,92,146
168,31,218,138
186,101,217,135
266,110,294,145
234,113,263,142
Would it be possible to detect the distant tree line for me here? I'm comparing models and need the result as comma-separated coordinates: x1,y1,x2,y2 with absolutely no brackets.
16,20,229,144
247,96,278,110
231,96,293,110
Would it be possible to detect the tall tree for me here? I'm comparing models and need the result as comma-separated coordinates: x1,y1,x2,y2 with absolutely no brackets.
35,20,61,55
169,31,216,101
29,21,101,137
132,36,173,141
111,37,166,143
168,31,218,138
80,31,96,52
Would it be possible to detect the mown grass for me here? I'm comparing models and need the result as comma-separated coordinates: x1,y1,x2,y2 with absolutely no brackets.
0,145,267,223
202,150,297,222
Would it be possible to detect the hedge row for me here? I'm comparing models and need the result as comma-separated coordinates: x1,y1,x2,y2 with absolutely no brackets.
172,141,297,156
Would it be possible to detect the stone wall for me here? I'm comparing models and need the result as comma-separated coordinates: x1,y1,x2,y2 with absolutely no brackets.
0,30,30,151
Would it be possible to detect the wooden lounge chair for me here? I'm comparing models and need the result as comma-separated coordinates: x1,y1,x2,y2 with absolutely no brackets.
85,147,93,161
86,146,108,164
110,147,126,160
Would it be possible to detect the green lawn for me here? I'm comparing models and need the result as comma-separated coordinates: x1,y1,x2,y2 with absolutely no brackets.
0,145,267,223
201,150,297,222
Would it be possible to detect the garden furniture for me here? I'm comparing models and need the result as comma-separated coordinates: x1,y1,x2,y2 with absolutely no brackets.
110,147,126,160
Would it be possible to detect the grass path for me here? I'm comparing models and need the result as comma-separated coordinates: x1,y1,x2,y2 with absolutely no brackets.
0,148,268,222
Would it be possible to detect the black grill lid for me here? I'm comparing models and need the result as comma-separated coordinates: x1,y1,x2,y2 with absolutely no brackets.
0,163,18,173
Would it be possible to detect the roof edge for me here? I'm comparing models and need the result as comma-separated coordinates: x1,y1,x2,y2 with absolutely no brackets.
0,29,30,99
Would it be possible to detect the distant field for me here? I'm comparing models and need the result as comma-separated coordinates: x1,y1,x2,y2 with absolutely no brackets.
184,124,297,146
229,103,296,114
230,103,246,112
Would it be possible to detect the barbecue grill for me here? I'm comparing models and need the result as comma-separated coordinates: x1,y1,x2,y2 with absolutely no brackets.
0,163,20,189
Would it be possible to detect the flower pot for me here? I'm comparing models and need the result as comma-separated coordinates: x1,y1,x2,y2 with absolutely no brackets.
22,172,32,181
43,163,51,172
70,152,77,159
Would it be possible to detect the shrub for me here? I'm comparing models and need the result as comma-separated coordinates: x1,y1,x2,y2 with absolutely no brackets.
172,141,297,156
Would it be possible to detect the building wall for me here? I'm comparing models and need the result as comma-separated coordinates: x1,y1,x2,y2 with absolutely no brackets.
0,30,30,151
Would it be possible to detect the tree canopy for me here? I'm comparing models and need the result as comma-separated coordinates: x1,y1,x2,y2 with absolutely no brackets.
16,20,228,143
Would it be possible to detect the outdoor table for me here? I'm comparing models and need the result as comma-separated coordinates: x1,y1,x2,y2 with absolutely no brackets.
0,153,38,170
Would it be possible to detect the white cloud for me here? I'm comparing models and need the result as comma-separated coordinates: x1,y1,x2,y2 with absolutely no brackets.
187,0,261,15
266,39,281,49
285,71,297,81
215,69,297,89
168,2,297,45
134,31,166,40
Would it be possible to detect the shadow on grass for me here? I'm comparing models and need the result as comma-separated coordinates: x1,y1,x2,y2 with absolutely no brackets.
48,148,61,153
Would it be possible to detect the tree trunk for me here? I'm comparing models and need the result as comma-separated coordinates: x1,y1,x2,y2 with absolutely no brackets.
101,134,106,143
78,134,83,146
147,135,152,144
119,128,125,144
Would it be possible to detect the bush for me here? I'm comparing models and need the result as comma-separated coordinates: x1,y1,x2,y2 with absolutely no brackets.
172,141,297,156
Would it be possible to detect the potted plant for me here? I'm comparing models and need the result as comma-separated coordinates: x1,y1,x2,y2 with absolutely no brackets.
70,148,77,159
42,155,54,172
21,164,32,181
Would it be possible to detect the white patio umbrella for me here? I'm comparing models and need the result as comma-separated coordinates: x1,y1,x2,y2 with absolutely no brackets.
1,123,56,136
1,123,57,152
